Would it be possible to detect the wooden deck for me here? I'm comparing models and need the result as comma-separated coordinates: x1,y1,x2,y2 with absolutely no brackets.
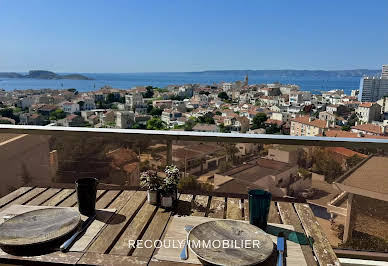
0,187,340,265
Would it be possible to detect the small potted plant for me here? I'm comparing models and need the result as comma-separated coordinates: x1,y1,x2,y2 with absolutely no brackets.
164,165,180,201
140,170,161,205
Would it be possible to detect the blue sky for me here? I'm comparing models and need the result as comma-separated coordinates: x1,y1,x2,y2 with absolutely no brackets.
0,0,387,72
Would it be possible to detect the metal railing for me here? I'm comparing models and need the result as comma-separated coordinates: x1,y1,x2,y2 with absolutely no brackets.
1,124,388,149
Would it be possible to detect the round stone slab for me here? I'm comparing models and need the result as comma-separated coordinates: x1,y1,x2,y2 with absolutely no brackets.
0,208,80,247
188,220,274,266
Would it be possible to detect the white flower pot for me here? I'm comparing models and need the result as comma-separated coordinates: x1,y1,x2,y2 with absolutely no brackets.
161,195,173,208
147,190,158,205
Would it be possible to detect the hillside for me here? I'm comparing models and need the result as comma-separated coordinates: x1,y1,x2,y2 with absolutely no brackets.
196,69,380,78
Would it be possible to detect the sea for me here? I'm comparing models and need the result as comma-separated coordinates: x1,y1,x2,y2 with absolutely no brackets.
0,72,362,95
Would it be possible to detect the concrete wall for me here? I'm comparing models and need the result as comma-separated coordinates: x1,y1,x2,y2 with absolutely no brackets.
0,135,52,197
267,148,297,164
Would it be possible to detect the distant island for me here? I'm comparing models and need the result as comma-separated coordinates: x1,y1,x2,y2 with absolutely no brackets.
0,70,93,80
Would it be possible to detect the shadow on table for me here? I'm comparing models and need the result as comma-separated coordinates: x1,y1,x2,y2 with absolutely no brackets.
96,209,125,225
266,224,314,246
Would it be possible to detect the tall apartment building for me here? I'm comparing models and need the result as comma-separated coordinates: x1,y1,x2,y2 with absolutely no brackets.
359,65,388,102
382,65,388,79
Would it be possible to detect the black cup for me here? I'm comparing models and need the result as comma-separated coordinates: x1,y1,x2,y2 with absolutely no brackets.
248,189,272,231
76,178,98,216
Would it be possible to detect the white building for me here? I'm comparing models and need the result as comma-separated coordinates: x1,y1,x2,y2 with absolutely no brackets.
355,102,381,124
62,102,80,113
19,96,36,109
271,112,292,123
125,93,144,110
326,105,338,114
116,111,135,129
82,98,96,110
222,83,232,91
382,65,388,79
351,89,359,97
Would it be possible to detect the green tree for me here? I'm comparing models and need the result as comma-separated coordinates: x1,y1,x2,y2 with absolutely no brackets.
218,160,233,172
265,124,280,134
131,123,146,129
143,86,154,98
178,175,213,193
219,123,231,133
312,148,344,183
335,105,351,117
223,143,239,163
196,113,215,124
184,118,196,131
341,125,351,131
149,107,163,117
106,93,116,103
347,113,358,126
199,90,210,96
50,109,67,120
0,108,13,118
215,111,222,116
251,112,268,129
218,91,229,101
0,119,13,124
346,155,363,169
146,117,166,130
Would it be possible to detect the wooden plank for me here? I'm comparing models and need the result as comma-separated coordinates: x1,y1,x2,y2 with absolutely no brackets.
277,202,318,266
0,187,34,209
174,194,193,216
95,190,121,209
295,203,340,266
87,191,147,254
109,202,157,255
132,207,172,258
70,208,116,252
0,188,47,211
0,250,82,265
26,188,61,206
42,189,74,206
208,196,226,219
108,190,135,210
269,202,281,224
77,253,148,265
244,198,249,221
191,195,209,217
57,192,78,207
226,197,243,220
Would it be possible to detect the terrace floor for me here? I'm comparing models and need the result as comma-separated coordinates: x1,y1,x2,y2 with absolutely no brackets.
0,186,339,265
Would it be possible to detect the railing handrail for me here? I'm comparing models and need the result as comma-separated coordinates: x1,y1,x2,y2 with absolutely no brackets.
1,124,388,148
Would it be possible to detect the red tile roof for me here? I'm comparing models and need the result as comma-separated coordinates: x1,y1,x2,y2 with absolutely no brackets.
264,119,284,126
291,116,328,129
358,102,374,108
352,123,385,135
319,129,388,139
326,147,367,158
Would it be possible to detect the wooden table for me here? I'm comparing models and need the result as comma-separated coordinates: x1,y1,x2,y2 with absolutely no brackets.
0,187,340,266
